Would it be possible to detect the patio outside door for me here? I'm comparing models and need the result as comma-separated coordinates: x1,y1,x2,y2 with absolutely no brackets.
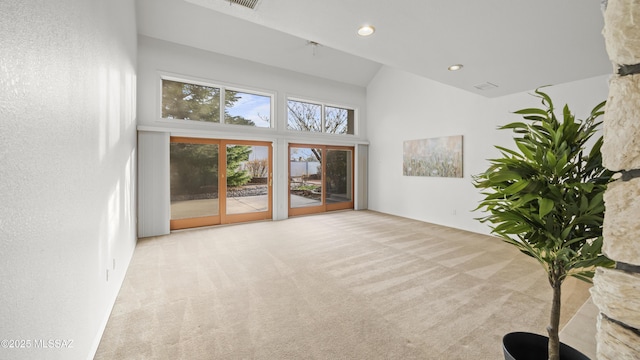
170,137,272,230
289,144,354,216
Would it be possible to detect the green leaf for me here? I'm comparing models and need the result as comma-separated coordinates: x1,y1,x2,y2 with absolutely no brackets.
522,115,547,122
588,192,605,211
500,122,530,130
473,87,612,290
539,198,554,218
495,146,522,158
554,126,564,146
555,153,568,175
579,195,589,213
591,100,606,117
546,150,557,167
534,87,554,110
513,108,549,117
488,170,522,183
515,141,535,160
503,180,530,195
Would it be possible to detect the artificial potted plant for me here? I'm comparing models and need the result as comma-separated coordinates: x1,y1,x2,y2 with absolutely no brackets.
473,89,614,360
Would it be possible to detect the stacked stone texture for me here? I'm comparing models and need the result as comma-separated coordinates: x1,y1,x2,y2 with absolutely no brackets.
593,0,640,359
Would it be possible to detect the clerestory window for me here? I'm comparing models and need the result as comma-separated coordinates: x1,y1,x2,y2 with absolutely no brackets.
287,99,355,135
161,77,273,128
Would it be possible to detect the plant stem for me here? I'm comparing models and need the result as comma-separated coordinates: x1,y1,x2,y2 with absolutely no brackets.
547,266,562,360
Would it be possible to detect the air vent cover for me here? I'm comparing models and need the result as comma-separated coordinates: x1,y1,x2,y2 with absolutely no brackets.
229,0,261,9
473,82,499,91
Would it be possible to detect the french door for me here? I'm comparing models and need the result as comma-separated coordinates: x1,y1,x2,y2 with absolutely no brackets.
170,137,272,230
289,144,354,216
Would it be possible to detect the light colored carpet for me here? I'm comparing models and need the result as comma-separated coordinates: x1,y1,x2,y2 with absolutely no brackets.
95,210,590,359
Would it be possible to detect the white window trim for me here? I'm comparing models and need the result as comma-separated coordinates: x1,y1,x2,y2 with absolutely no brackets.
158,72,276,130
286,96,358,136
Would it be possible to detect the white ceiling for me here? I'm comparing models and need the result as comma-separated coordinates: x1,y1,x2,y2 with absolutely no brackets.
136,0,612,97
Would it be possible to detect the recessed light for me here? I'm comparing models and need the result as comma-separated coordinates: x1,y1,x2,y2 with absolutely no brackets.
357,25,375,36
448,64,463,71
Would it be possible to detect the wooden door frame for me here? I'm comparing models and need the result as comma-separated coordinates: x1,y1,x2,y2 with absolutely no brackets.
169,137,273,230
220,140,273,224
170,137,221,230
288,143,354,217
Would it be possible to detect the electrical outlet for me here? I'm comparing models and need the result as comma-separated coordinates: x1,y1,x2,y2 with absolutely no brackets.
113,258,116,270
106,269,109,282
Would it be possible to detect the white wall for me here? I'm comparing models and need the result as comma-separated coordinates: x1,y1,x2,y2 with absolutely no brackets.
136,36,368,235
367,65,610,234
137,36,368,135
0,0,138,359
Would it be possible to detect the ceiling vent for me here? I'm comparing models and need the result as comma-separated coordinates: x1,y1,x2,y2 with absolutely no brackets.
228,0,261,9
473,82,499,91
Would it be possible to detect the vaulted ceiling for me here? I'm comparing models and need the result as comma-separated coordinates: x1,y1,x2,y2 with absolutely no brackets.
136,0,611,97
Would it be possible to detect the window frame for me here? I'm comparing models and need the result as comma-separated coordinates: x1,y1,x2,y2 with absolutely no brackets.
324,104,356,135
159,73,275,129
286,96,357,136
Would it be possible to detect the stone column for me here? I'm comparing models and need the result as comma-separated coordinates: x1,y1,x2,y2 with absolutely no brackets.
591,1,640,359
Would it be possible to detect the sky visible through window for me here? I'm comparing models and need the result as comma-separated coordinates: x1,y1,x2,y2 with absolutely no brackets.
226,92,271,128
290,147,315,161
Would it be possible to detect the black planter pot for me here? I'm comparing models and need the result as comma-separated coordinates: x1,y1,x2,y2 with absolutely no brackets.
502,332,590,360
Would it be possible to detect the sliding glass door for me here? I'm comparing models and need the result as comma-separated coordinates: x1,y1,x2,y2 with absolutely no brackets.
170,138,220,229
325,148,353,210
289,144,353,216
223,141,272,224
170,137,272,230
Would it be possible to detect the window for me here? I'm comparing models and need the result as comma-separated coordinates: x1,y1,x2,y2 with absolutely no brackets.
161,77,273,128
225,90,271,128
287,100,321,132
162,79,220,122
325,106,354,135
287,99,355,135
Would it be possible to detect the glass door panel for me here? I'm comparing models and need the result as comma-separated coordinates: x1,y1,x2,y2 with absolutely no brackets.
288,144,353,217
170,138,272,229
289,147,323,210
170,139,220,229
325,149,353,209
226,144,270,215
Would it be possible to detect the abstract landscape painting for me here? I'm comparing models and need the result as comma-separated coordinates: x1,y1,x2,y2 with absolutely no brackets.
403,135,463,177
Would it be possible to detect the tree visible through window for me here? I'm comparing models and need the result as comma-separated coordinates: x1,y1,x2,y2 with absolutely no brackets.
225,90,271,128
287,99,354,135
287,100,321,132
162,79,271,128
325,106,354,134
170,142,254,196
162,80,221,122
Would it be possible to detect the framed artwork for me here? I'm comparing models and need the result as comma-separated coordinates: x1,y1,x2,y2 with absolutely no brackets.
403,135,463,178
